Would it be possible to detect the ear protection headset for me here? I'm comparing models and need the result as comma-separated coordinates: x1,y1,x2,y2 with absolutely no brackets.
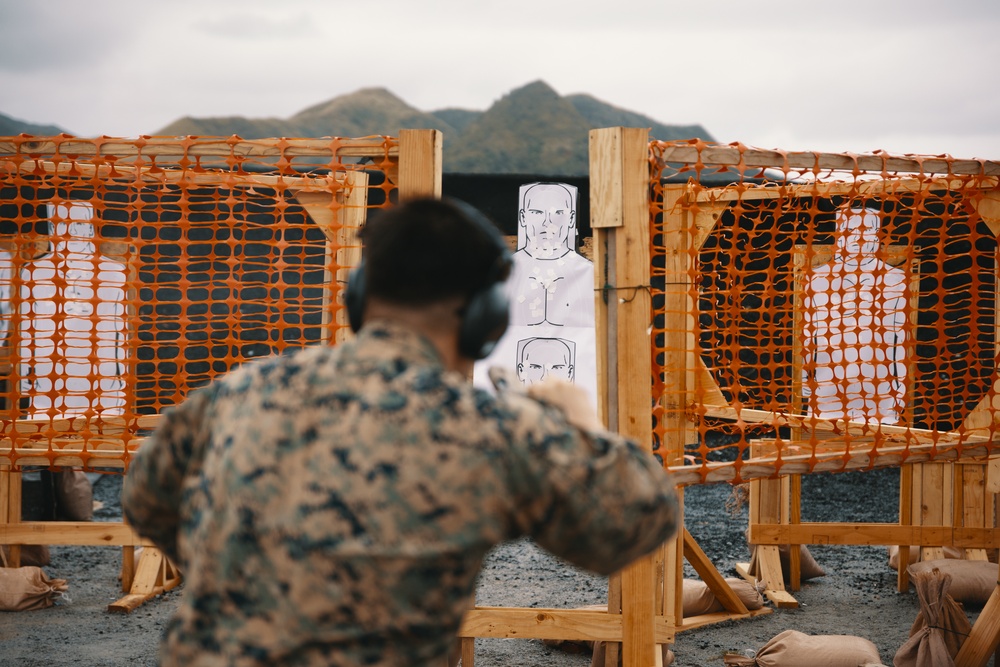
345,200,513,360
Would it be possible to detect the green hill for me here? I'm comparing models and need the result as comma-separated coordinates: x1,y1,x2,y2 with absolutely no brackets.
446,81,593,175
4,82,715,176
151,81,714,175
0,111,69,136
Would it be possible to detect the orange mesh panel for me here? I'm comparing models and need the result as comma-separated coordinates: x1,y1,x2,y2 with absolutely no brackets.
0,135,395,471
649,140,1000,485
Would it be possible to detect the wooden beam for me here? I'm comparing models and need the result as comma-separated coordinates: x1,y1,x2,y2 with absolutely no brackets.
955,572,1000,667
589,129,625,228
682,528,749,615
675,607,771,632
0,520,149,546
1,158,347,192
658,144,1000,177
457,607,673,644
0,136,398,160
690,175,999,204
667,437,998,486
589,127,660,667
397,129,442,201
750,522,1000,548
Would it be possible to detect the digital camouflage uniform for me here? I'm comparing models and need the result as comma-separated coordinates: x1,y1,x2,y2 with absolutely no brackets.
122,320,678,667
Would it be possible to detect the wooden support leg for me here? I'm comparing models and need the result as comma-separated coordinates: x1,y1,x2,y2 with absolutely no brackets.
621,554,657,667
108,547,181,613
785,475,802,591
739,466,798,608
1,465,23,567
683,529,748,615
460,638,474,667
121,546,136,592
606,571,622,667
738,545,798,609
955,580,1000,666
898,464,913,592
961,464,990,562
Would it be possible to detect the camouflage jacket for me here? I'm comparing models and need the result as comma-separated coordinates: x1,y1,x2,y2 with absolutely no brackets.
122,320,678,667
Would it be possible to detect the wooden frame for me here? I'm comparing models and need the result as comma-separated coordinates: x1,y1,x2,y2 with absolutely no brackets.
651,141,1000,666
0,129,442,611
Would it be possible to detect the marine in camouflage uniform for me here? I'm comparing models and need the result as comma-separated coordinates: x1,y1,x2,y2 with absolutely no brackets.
122,199,678,667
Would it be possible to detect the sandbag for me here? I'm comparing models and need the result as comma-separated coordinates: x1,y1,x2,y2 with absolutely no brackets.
591,640,674,666
0,544,50,568
682,577,765,616
748,543,826,584
54,468,93,522
907,559,997,607
722,630,882,667
0,566,69,612
893,567,970,667
887,545,964,571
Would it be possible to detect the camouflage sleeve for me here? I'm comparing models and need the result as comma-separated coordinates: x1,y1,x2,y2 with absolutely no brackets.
121,387,215,565
503,396,679,576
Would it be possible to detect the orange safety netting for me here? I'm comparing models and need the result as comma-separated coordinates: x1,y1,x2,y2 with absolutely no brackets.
649,140,1000,485
0,135,396,470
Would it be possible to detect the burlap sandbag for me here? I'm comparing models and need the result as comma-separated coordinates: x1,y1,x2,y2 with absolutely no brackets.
591,640,674,666
1,544,51,568
887,545,965,571
748,543,826,584
907,559,997,607
54,469,93,521
0,566,69,612
893,567,970,667
722,630,882,666
683,577,765,616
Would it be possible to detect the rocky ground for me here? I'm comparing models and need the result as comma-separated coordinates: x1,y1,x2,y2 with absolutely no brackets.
1,467,993,666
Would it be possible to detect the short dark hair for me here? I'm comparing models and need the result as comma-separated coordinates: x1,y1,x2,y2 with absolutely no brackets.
358,198,510,306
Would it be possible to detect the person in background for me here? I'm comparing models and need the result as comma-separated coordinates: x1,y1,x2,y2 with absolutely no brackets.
122,198,678,667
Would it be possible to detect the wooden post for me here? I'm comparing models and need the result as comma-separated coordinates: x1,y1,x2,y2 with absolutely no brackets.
590,126,659,667
0,464,21,566
295,170,370,345
397,129,442,202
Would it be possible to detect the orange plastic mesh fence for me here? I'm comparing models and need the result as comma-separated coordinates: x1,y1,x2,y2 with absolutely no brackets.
649,140,1000,485
0,135,396,471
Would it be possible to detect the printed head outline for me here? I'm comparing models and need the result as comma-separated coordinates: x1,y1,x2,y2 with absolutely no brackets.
517,182,578,259
834,205,881,257
47,203,96,241
516,337,575,385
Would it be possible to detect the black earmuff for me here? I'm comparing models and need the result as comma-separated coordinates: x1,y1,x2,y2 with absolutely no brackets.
457,262,510,360
345,262,366,335
345,201,512,360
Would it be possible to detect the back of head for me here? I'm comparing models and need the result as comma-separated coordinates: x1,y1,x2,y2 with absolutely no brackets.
359,198,510,306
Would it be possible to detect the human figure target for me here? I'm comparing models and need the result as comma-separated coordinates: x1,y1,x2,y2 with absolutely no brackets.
0,202,128,417
802,205,907,424
474,182,597,410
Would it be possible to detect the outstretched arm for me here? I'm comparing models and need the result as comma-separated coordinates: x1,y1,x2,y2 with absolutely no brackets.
504,380,679,576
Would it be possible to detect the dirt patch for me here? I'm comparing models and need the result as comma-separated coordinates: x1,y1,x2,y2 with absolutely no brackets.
1,468,989,666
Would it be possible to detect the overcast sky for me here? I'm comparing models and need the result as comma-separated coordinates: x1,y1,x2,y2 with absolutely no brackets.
2,0,998,160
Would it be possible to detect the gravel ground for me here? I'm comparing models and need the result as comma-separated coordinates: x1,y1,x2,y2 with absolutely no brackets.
1,467,993,666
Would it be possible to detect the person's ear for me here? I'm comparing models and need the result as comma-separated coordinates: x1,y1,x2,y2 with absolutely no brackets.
518,210,527,227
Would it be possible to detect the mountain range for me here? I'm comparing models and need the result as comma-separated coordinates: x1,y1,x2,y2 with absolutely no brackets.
2,81,713,176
